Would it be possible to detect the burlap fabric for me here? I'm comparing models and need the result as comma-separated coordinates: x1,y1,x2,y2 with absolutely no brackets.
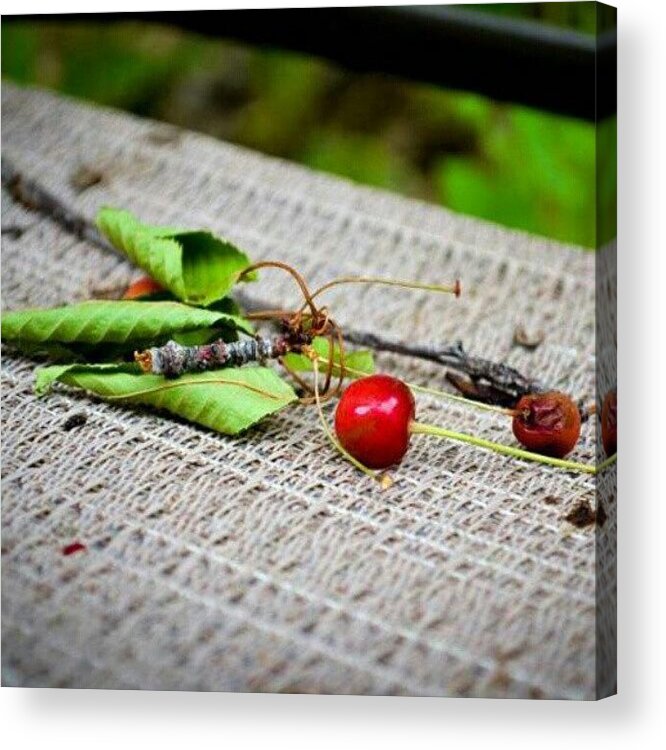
1,83,614,698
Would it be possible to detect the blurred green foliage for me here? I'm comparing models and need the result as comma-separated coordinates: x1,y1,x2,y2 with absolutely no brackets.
1,13,615,248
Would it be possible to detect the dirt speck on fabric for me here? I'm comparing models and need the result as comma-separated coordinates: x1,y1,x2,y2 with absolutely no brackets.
488,669,511,691
513,325,545,350
543,495,561,505
70,165,105,193
62,412,88,431
1,224,29,239
552,278,565,300
564,500,596,528
146,127,182,147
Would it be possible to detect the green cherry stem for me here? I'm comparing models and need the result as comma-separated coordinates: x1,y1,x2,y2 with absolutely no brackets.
315,356,516,417
596,453,617,473
306,276,461,306
400,379,516,416
409,421,596,474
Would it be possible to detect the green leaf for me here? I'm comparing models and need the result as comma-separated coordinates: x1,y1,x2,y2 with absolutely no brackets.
130,292,245,318
35,362,137,395
1,300,253,351
171,328,226,347
282,337,375,378
208,297,243,316
96,208,255,306
36,363,297,434
149,295,245,324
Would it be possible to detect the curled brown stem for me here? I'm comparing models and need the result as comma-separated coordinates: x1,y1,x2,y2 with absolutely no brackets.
240,260,319,318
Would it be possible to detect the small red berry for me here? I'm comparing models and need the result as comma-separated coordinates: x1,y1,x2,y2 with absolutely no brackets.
335,374,415,469
512,391,581,458
601,389,617,456
123,275,164,299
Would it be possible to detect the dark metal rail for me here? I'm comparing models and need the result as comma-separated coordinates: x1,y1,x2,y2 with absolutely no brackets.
5,6,616,120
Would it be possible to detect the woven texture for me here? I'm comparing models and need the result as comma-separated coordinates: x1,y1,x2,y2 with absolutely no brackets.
1,84,612,699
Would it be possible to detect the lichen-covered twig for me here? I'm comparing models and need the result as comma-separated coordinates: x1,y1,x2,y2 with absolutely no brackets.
136,335,298,377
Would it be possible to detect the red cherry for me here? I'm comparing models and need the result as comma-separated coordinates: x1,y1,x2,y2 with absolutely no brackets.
335,374,415,469
512,391,581,458
601,390,617,456
123,275,164,299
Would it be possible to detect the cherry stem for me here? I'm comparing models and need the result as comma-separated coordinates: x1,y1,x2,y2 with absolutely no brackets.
409,421,597,474
402,378,518,416
308,276,461,304
314,356,517,417
239,260,319,318
596,453,617,473
311,355,392,489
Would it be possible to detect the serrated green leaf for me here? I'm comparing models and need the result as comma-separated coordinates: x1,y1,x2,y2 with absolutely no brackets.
36,363,297,434
1,301,253,352
282,337,375,378
96,208,255,306
129,291,245,321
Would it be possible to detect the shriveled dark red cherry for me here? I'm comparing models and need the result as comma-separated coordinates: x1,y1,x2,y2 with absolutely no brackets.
512,391,581,458
601,389,617,456
123,275,164,299
335,374,415,469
